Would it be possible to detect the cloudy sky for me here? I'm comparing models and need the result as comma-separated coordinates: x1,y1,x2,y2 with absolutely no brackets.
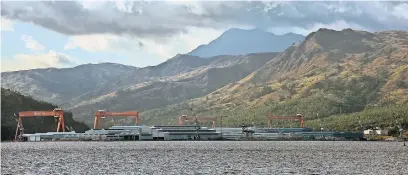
1,1,408,72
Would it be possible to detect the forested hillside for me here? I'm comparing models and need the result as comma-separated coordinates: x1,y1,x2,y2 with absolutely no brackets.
141,29,408,130
1,88,89,141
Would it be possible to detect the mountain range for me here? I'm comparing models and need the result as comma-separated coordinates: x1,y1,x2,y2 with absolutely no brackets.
188,28,305,58
2,28,408,129
2,52,278,126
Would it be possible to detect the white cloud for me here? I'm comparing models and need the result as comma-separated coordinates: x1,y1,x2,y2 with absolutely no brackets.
3,1,407,38
392,3,408,20
21,34,46,52
1,51,76,72
64,27,225,62
78,0,108,10
142,27,225,59
64,34,141,54
268,20,370,36
1,18,14,31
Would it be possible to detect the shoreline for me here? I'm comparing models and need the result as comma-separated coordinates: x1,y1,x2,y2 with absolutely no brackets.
2,139,405,143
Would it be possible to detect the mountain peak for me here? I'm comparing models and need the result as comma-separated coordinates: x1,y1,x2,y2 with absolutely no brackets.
187,28,305,58
71,62,137,70
302,28,377,54
306,28,374,40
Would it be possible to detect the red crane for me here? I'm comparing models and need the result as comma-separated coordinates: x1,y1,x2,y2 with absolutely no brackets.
93,110,140,129
14,108,65,141
178,115,217,128
267,114,304,128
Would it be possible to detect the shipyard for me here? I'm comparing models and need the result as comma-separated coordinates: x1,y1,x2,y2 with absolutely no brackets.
13,108,376,142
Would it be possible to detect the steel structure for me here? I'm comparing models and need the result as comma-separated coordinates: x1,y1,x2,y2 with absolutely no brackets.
93,110,139,129
178,115,217,128
267,114,304,128
14,108,65,141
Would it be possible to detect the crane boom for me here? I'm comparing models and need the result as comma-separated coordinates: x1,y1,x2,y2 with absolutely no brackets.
178,115,217,128
19,111,63,117
93,110,140,129
268,114,304,128
14,108,65,141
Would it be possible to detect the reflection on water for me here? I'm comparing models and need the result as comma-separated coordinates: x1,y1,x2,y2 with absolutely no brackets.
1,141,407,175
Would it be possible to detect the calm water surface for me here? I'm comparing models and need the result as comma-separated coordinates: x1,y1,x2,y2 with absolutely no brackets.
1,141,407,175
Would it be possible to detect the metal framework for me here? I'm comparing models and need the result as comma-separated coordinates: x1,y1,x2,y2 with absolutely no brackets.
93,110,139,129
267,114,304,128
14,108,65,141
178,115,217,128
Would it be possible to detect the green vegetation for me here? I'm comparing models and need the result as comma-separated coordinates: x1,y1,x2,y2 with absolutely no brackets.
142,45,408,131
142,71,408,131
1,88,89,141
143,98,407,136
306,105,408,133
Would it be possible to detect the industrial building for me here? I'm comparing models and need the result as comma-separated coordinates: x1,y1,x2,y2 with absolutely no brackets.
151,125,221,140
21,125,364,142
214,127,363,141
364,129,389,136
15,110,365,142
21,125,223,142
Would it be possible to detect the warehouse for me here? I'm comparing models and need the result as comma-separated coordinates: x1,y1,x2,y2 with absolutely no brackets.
20,125,363,142
108,125,153,140
151,125,222,140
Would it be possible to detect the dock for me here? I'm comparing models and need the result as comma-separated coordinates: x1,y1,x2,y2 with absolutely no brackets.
19,125,364,142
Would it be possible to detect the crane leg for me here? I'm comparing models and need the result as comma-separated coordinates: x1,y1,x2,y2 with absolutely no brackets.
57,117,61,132
93,116,99,129
61,116,65,132
14,118,21,141
178,117,182,125
136,116,140,125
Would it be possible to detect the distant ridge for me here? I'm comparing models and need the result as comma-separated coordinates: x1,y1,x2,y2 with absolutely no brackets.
188,28,305,58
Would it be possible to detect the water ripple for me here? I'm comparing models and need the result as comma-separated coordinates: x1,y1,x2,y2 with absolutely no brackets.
1,141,407,175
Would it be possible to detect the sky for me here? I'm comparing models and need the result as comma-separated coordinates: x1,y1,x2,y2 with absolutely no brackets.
1,1,408,72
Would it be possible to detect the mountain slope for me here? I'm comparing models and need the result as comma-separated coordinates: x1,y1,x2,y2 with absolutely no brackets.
1,88,89,141
141,28,408,127
188,28,305,58
2,53,279,126
67,53,278,125
1,63,138,105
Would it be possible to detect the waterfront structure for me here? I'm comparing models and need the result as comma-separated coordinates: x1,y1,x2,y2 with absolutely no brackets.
364,129,389,136
20,125,363,142
151,125,221,140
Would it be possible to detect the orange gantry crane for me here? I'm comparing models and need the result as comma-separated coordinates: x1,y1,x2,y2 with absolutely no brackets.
178,115,217,128
93,110,140,129
267,114,304,128
14,108,65,141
